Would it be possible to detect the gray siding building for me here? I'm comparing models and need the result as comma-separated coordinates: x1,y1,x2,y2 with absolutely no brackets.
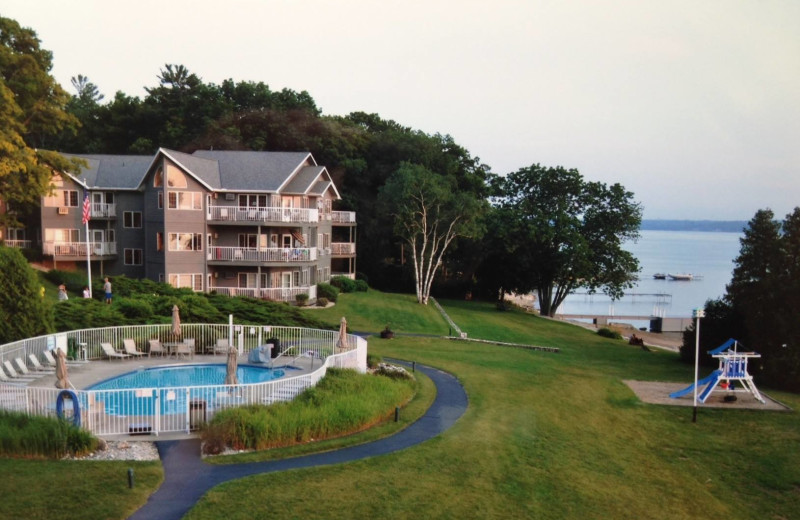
32,149,356,302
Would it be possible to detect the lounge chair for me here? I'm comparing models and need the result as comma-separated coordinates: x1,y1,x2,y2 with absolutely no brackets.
3,360,35,381
175,339,194,359
42,350,58,368
123,339,146,357
29,354,55,371
0,368,24,385
101,342,130,361
148,339,166,357
14,358,34,376
213,338,230,355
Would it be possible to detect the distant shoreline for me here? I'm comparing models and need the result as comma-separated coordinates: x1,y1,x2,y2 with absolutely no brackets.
641,219,746,233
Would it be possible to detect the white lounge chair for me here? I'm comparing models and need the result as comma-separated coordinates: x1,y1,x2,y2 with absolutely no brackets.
29,354,55,371
213,338,230,355
3,360,35,381
148,339,166,357
42,350,58,368
14,358,34,376
101,342,130,361
0,367,24,385
123,339,146,357
174,340,194,359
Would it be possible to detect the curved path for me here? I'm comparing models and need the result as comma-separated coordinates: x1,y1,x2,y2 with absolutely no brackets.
128,361,468,520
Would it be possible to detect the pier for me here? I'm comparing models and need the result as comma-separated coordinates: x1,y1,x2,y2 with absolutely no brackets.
558,314,694,332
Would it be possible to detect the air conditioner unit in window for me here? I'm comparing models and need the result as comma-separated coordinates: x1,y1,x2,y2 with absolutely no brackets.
57,207,69,215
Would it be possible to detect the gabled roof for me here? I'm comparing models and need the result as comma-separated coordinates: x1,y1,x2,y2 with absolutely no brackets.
282,166,325,194
63,154,152,190
191,150,313,192
159,149,220,190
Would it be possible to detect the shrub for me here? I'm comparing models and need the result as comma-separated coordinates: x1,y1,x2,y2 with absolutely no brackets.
355,279,369,292
0,410,98,459
201,368,415,453
330,275,357,293
317,297,329,307
367,353,383,369
597,327,623,340
0,247,54,343
115,299,155,322
317,283,339,302
296,293,309,306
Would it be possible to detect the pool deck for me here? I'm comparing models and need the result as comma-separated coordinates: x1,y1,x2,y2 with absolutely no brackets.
24,352,317,390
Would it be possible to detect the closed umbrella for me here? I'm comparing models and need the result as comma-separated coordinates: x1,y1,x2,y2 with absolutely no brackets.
171,304,182,339
55,349,70,389
336,316,348,351
225,346,239,385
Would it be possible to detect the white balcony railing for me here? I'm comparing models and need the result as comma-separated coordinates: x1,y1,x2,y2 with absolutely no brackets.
207,205,319,223
43,241,117,257
3,240,31,249
331,211,356,224
331,242,356,256
208,246,317,263
210,285,317,302
91,203,116,218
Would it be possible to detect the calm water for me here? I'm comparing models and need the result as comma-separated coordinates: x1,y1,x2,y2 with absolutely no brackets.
558,230,743,327
88,364,286,390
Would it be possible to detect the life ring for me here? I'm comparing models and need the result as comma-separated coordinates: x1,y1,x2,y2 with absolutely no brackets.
56,389,81,427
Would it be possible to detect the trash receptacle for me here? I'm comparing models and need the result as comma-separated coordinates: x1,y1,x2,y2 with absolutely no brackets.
268,338,281,358
189,399,206,431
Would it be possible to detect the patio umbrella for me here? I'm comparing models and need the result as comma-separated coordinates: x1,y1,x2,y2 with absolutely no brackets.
171,304,182,338
225,346,239,385
336,316,348,350
55,349,70,389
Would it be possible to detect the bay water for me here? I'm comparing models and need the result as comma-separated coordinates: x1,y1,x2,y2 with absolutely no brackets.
557,230,743,328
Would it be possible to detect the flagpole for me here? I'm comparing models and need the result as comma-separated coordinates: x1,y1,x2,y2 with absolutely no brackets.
83,194,92,298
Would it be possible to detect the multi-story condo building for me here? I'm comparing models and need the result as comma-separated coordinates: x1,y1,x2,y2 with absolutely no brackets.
34,148,356,302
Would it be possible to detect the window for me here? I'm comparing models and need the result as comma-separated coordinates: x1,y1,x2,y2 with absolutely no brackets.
168,191,202,210
123,211,142,228
45,228,79,242
158,191,163,209
238,234,258,248
124,249,143,265
166,166,188,188
153,167,163,187
239,194,268,207
156,232,163,251
61,190,79,207
168,273,202,291
168,232,203,251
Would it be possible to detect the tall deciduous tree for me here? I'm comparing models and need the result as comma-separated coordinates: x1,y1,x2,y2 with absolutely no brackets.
379,163,486,304
0,17,83,227
0,246,53,343
492,164,641,316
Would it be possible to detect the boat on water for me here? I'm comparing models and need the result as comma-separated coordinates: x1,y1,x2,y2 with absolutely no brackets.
668,273,693,281
653,273,666,280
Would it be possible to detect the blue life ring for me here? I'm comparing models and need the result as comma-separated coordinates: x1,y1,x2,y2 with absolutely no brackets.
56,389,81,427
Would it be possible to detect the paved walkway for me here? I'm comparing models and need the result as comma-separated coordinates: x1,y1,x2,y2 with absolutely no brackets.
128,361,468,520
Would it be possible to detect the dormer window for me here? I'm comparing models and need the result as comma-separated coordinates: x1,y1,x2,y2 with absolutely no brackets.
153,167,163,187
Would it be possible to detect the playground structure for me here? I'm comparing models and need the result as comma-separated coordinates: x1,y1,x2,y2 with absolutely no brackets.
670,338,765,404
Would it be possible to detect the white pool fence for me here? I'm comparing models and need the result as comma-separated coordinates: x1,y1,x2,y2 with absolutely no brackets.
0,323,367,437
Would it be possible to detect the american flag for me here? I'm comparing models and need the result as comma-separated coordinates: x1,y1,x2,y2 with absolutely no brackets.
82,194,91,225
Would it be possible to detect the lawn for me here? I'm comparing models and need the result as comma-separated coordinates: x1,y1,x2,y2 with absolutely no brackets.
2,291,798,519
184,293,800,519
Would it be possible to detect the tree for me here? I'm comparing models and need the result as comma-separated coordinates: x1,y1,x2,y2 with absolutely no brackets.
492,164,641,316
0,17,84,227
378,163,486,304
0,246,53,343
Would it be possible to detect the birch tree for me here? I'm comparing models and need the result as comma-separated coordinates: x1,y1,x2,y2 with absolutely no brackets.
379,163,485,304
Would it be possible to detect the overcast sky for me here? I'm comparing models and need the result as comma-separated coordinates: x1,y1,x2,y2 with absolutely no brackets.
5,0,799,220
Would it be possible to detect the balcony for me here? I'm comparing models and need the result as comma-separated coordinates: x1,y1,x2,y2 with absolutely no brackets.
331,211,356,224
208,246,317,263
331,242,356,257
43,241,117,259
210,285,317,302
207,205,319,224
3,240,31,249
91,203,116,219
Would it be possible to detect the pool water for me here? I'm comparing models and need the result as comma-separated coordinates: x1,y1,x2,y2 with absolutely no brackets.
85,364,289,417
88,364,285,390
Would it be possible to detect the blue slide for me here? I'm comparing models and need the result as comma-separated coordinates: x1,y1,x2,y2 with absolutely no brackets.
669,370,722,399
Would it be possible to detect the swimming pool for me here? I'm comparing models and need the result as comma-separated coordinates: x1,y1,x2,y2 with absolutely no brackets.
86,364,291,417
88,364,286,390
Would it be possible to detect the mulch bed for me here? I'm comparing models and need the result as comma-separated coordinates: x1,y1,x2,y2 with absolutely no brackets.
623,380,791,411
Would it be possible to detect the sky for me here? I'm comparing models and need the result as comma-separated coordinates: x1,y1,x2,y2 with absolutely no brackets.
4,0,799,220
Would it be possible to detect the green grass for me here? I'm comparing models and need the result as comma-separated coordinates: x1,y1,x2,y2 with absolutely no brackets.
302,289,450,334
185,297,800,520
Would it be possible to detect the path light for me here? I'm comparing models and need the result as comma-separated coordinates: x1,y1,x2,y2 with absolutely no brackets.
692,307,705,423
